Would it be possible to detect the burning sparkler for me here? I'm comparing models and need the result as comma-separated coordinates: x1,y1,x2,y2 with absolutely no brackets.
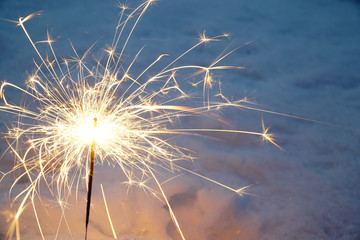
0,1,279,239
85,117,97,239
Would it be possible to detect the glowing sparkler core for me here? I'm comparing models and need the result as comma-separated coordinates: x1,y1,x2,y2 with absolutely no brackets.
76,116,112,145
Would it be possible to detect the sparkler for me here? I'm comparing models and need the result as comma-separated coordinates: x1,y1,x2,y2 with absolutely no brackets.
0,1,279,239
85,117,97,240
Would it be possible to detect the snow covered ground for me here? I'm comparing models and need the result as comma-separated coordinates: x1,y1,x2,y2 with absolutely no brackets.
0,0,359,239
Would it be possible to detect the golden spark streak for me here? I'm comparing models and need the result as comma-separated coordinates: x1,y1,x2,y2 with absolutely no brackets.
101,184,117,239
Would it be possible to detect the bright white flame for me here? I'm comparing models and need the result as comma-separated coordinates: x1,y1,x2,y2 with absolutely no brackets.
76,117,112,145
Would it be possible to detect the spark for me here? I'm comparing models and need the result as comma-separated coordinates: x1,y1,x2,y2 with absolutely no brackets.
0,1,279,240
101,184,117,239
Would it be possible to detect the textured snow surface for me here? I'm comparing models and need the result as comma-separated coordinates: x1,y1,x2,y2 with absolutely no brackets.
0,0,359,239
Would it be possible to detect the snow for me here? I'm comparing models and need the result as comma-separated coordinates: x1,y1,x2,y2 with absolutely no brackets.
0,0,359,239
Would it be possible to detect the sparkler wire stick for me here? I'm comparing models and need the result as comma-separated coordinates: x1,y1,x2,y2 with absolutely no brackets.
85,117,97,240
